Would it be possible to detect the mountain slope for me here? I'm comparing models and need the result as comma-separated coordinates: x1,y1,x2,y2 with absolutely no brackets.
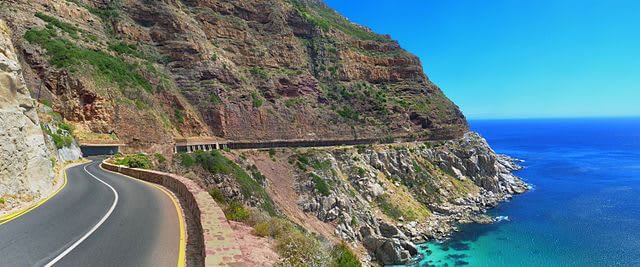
1,0,467,154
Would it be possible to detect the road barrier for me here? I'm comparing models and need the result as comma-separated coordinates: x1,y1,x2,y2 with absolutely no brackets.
173,126,465,154
101,161,244,266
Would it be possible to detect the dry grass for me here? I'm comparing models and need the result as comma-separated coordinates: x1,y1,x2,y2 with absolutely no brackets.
374,171,431,221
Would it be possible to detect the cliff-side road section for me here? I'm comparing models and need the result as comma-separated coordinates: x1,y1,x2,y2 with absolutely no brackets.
0,158,183,267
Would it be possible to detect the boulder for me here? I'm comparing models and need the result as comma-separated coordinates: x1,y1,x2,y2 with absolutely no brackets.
379,221,407,239
363,236,412,265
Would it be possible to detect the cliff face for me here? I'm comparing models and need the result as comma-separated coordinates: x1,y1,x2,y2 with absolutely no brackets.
0,20,54,207
0,0,467,151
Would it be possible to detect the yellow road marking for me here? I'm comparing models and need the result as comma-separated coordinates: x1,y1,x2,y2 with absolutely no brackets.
0,169,69,225
149,183,187,267
99,164,187,267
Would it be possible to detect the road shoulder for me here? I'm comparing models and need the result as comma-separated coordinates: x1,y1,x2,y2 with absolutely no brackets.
0,159,89,224
98,162,187,267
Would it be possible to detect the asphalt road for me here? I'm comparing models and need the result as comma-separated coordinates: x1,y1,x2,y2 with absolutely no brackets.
0,159,182,267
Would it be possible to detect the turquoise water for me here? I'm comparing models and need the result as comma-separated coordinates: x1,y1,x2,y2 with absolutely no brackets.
415,118,640,267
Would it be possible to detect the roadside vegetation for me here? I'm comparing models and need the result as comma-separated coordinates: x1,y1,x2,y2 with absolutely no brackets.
183,150,362,266
178,151,276,215
221,204,360,267
113,153,152,169
40,111,75,149
41,125,74,149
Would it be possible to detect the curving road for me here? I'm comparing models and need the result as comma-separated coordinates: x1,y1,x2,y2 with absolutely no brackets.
0,158,183,267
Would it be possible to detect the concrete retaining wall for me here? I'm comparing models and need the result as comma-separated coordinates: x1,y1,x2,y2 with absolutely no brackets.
101,161,244,266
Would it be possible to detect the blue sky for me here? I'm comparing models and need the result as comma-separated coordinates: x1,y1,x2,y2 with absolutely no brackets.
324,0,640,119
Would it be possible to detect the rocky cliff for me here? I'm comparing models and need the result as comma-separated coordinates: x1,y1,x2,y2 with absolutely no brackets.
0,0,467,153
0,19,54,210
185,133,528,265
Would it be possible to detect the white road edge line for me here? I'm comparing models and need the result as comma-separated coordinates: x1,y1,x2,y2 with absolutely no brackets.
44,162,119,267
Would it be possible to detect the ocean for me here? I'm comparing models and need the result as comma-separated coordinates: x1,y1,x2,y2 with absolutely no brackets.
416,118,640,267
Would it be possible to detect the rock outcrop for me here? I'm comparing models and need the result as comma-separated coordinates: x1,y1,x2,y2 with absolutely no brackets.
237,132,528,265
0,19,53,205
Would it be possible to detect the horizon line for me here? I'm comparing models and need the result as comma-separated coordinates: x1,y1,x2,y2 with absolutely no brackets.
467,115,640,121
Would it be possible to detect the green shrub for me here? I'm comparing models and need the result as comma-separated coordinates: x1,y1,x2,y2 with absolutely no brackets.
194,151,277,215
330,243,361,267
48,111,62,121
174,108,185,123
295,161,307,171
268,148,276,157
252,221,271,237
350,216,358,226
311,159,332,170
311,173,331,196
114,153,152,169
210,94,222,105
284,97,305,108
42,124,73,148
134,99,147,110
412,161,424,174
297,154,310,165
251,91,263,108
355,144,366,154
51,133,74,149
154,153,166,164
337,106,360,121
249,211,360,266
296,154,332,171
87,4,119,22
291,0,388,42
275,230,328,266
244,209,270,227
41,99,52,108
249,67,268,79
0,198,5,204
85,34,99,42
24,27,153,92
252,217,295,238
35,12,79,38
224,201,251,222
178,153,194,167
58,122,72,132
193,150,232,174
209,187,226,204
248,165,267,185
109,41,141,57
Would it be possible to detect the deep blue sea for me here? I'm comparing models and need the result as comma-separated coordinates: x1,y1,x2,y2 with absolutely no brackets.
417,118,640,267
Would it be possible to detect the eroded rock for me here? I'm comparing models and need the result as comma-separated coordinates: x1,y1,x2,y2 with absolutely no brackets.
0,20,53,205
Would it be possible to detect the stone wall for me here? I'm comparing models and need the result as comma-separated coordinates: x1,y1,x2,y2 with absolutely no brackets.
101,161,244,267
0,19,53,203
